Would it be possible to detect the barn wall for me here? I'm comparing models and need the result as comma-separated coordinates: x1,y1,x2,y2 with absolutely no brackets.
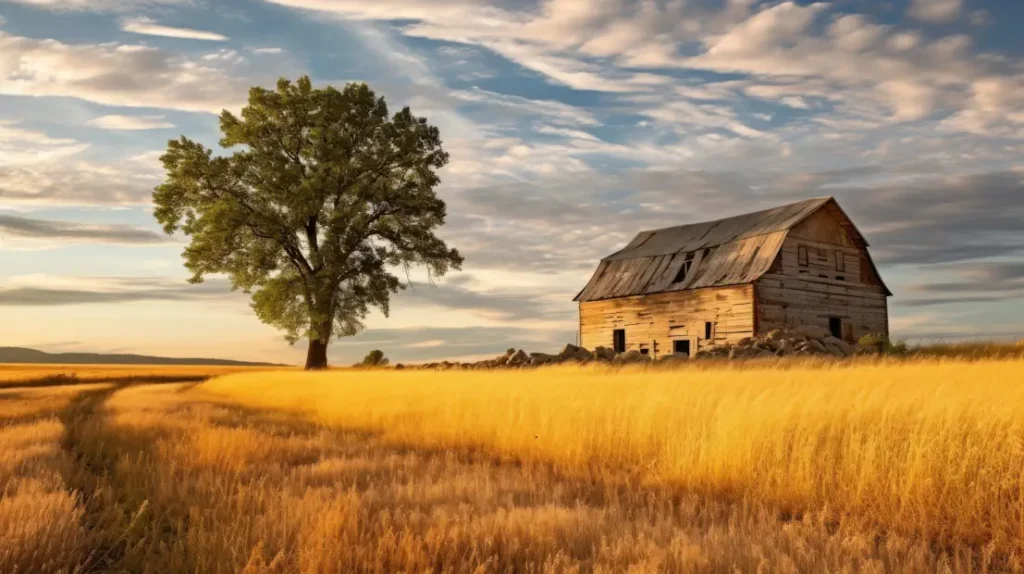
755,231,889,342
579,285,754,357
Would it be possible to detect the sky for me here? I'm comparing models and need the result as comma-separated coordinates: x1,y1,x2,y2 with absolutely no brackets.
0,0,1022,365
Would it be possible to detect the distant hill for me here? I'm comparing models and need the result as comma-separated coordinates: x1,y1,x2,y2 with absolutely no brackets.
0,347,282,366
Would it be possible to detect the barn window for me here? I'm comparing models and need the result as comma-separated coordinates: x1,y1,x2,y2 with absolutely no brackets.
836,275,845,281
816,247,827,261
704,321,714,340
673,252,695,283
673,340,691,357
798,245,808,267
639,348,649,355
613,329,626,353
836,251,845,272
819,274,829,279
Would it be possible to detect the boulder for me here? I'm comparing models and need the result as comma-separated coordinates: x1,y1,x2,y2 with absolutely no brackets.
529,352,559,365
559,343,581,358
560,343,594,361
508,349,529,365
593,346,616,361
824,336,855,356
614,350,645,363
776,339,795,356
823,341,847,357
737,337,755,347
767,329,785,341
807,339,828,354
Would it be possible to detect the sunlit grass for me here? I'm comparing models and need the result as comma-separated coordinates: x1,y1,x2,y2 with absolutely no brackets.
202,358,1024,554
0,363,288,388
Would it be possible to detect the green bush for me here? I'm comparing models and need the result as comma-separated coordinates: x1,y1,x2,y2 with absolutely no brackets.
356,349,390,367
858,334,908,356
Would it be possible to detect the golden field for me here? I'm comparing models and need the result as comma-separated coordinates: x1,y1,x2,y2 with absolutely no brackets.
4,358,1024,572
0,363,285,388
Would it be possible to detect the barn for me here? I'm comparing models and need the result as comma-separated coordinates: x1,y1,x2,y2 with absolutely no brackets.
574,197,891,358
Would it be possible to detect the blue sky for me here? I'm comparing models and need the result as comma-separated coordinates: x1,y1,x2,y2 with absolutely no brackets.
0,0,1022,364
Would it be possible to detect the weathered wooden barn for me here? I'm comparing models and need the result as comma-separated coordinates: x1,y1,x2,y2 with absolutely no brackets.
574,197,890,357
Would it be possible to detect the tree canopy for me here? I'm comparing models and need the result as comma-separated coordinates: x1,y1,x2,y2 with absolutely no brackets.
153,76,462,369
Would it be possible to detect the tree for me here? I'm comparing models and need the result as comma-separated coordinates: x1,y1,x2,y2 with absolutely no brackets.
153,77,462,369
358,349,389,367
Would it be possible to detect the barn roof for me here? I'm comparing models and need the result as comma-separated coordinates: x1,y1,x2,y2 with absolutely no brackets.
574,196,890,302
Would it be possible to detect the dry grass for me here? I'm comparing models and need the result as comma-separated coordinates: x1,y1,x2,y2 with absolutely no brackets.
0,363,285,388
5,359,1024,572
0,385,101,572
60,383,1023,571
202,359,1024,560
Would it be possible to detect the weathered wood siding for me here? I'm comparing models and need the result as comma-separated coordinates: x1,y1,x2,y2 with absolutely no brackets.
579,285,754,357
754,210,888,341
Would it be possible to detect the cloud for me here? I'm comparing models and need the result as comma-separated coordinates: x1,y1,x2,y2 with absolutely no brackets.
0,121,89,164
0,31,250,113
832,171,1024,266
85,114,175,130
327,325,576,363
0,155,162,206
252,47,285,54
0,213,171,244
908,0,963,22
267,0,1024,137
0,276,236,306
0,0,185,11
121,17,228,41
396,276,575,322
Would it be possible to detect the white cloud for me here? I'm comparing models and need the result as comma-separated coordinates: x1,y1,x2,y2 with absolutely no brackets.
0,0,185,10
0,32,250,113
0,121,89,165
121,17,228,41
252,47,285,54
86,115,175,130
908,0,963,22
0,154,162,206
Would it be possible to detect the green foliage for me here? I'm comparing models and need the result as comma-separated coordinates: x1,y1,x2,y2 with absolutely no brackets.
858,333,908,356
153,77,462,365
358,349,389,367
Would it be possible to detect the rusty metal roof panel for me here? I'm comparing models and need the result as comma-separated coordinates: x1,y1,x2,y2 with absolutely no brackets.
603,197,831,262
575,232,788,301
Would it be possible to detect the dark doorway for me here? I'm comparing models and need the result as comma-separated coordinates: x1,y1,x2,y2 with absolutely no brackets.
829,317,842,339
613,329,626,353
673,340,691,357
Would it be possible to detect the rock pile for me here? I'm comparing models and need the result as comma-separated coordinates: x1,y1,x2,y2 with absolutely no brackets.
397,328,861,370
694,326,858,360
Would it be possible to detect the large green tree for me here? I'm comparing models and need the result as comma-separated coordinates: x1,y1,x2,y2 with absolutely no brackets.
153,77,462,369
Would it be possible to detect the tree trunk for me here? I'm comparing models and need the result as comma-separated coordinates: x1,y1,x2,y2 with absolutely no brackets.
305,338,329,370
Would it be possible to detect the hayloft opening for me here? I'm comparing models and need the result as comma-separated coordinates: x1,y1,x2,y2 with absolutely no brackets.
798,245,808,267
613,329,625,353
673,252,696,284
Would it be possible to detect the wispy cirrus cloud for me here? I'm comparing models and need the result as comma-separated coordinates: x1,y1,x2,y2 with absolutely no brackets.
0,213,171,245
121,17,228,41
0,31,250,113
0,0,185,11
85,115,175,130
0,275,235,306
